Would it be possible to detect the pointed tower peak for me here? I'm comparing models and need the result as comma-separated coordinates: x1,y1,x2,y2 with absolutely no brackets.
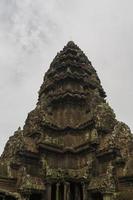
39,41,106,104
49,41,92,70
65,41,79,48
63,41,82,52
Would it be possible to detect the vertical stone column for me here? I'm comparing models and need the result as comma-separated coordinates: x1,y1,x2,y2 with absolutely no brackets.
103,193,113,200
46,183,52,200
56,183,60,200
82,182,87,200
64,182,70,200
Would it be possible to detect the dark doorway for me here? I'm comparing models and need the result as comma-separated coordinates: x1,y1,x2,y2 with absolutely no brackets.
70,182,75,200
59,183,64,200
70,182,83,200
6,197,16,200
51,184,56,200
0,195,16,200
0,195,3,200
29,193,42,200
50,182,84,200
0,194,16,200
79,184,83,200
91,192,103,200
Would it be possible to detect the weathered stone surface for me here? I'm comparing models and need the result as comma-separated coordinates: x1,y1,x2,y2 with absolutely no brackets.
0,41,133,199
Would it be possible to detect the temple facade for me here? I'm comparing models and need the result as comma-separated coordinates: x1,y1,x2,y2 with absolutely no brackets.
0,41,133,200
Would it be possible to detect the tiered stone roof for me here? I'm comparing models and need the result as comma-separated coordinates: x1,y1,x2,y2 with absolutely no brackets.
0,41,133,200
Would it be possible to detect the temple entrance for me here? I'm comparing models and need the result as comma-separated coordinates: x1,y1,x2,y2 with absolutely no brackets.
29,193,42,200
70,182,83,200
51,183,64,200
91,192,103,200
50,182,84,200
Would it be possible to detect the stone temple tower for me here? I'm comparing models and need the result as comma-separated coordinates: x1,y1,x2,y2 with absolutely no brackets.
0,41,133,200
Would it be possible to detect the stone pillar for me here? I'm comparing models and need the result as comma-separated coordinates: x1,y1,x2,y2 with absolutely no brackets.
82,183,87,200
56,183,60,200
46,183,52,200
64,182,67,200
103,193,113,200
64,182,70,200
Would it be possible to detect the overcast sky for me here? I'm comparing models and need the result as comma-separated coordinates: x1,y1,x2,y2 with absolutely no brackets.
0,0,133,154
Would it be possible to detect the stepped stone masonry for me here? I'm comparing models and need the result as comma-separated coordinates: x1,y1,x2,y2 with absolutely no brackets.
0,41,133,200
